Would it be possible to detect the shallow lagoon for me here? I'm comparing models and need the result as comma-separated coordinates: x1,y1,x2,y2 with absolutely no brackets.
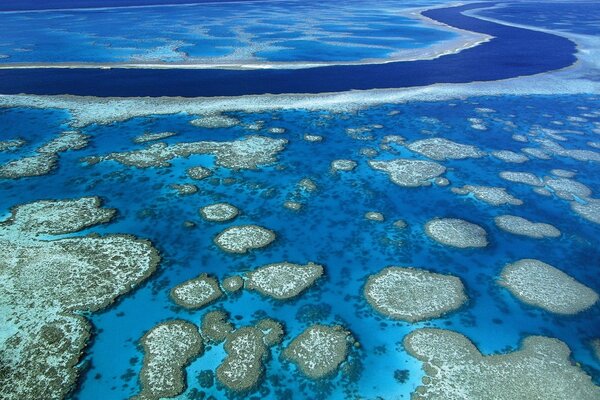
0,0,456,65
1,94,599,399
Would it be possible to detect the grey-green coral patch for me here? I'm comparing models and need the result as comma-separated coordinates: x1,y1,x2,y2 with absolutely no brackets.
170,183,198,195
216,321,282,392
365,211,385,221
369,159,446,187
545,177,591,200
284,201,303,211
451,185,523,206
571,199,600,224
245,262,323,300
0,139,25,152
492,150,529,163
37,131,88,154
0,198,159,400
214,225,276,254
499,171,544,186
522,147,551,159
406,138,485,160
187,166,212,180
133,131,176,143
283,324,353,379
6,196,116,236
364,267,467,322
425,218,488,248
304,134,323,142
201,310,234,343
190,113,240,128
331,159,357,172
298,178,317,192
499,259,598,314
494,215,560,239
136,320,203,399
83,135,287,170
256,319,284,347
200,203,239,222
404,328,600,400
551,169,576,178
0,153,58,179
170,274,223,309
222,275,244,293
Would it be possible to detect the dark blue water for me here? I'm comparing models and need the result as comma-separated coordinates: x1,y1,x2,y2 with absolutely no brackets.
1,95,599,399
478,1,600,35
0,2,577,96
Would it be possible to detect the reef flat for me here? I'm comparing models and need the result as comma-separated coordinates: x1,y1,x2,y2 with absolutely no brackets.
84,135,287,170
200,203,239,222
451,185,523,206
214,225,276,253
0,197,159,400
406,138,485,160
245,262,324,300
364,267,467,322
283,324,353,379
216,318,284,392
190,114,240,129
170,273,223,309
404,328,600,400
494,215,561,239
0,131,88,179
369,159,446,187
133,131,176,144
499,259,598,314
136,320,203,399
425,218,488,248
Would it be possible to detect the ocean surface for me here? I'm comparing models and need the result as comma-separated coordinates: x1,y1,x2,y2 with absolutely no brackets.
1,94,599,399
1,1,599,399
0,2,577,96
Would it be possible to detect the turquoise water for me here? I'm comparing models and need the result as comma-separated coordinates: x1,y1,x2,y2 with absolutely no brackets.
1,94,599,399
0,0,456,64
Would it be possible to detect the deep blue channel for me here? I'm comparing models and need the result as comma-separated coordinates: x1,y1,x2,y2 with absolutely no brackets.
0,2,577,96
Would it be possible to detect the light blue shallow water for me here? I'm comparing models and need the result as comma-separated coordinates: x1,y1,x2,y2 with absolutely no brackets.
0,0,456,64
0,94,599,399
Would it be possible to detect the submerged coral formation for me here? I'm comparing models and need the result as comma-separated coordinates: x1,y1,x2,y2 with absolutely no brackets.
364,267,467,322
0,138,25,152
331,159,357,172
216,320,283,392
200,203,239,222
201,310,234,343
170,274,223,309
133,131,176,143
369,159,446,187
451,185,523,206
83,135,287,170
425,218,488,248
245,262,324,300
494,215,560,238
190,113,240,128
136,320,203,399
492,150,529,163
187,166,213,180
0,197,159,400
0,131,88,179
283,324,353,379
404,328,600,400
214,225,276,253
406,138,485,160
499,259,598,314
